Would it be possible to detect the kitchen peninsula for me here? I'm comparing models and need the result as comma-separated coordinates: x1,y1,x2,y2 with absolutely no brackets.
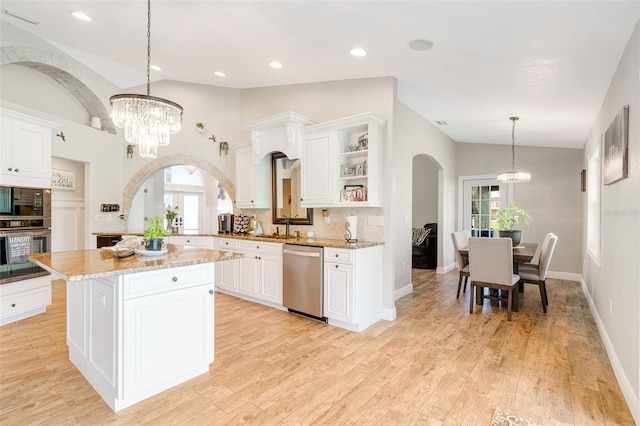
28,244,241,412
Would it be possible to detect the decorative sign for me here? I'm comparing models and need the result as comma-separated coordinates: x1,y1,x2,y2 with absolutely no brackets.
6,234,32,264
51,169,76,190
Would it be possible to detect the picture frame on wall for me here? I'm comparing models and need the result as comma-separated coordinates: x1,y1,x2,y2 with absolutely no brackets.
51,169,76,190
603,105,629,185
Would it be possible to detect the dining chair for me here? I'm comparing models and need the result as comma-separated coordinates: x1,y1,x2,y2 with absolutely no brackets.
461,229,471,245
451,231,470,298
518,234,558,313
468,237,520,321
520,232,555,270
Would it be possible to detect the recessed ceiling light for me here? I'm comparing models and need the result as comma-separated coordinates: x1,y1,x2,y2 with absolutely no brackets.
71,11,92,21
150,65,161,71
350,48,367,57
214,71,226,77
436,120,448,126
408,39,434,51
3,8,39,24
269,61,283,69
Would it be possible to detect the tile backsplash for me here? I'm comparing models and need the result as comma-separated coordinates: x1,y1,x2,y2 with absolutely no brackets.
241,207,384,242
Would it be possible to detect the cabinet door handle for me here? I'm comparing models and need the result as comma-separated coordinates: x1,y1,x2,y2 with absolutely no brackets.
7,168,12,171
335,254,339,258
172,276,178,282
335,265,339,269
14,168,19,172
209,289,214,295
11,303,16,307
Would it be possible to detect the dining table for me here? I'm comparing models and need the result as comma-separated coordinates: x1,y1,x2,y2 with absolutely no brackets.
458,242,538,305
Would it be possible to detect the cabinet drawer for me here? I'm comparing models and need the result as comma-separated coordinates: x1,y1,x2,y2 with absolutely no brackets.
124,264,213,299
237,240,283,255
168,236,213,248
0,287,51,319
324,248,353,264
215,238,238,250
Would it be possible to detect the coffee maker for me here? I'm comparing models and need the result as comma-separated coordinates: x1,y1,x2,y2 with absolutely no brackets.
218,213,233,233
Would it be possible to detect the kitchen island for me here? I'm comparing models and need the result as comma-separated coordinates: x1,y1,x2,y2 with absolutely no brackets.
28,244,241,412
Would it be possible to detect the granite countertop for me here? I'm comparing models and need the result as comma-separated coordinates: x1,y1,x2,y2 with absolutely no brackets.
28,244,242,282
93,232,384,250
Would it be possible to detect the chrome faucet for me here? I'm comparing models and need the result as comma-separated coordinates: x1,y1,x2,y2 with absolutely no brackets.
284,216,291,236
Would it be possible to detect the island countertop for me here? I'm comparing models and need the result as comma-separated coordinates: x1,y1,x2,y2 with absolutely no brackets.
92,232,384,250
28,244,242,282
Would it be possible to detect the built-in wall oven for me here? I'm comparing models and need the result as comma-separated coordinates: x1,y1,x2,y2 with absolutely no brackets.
0,186,52,284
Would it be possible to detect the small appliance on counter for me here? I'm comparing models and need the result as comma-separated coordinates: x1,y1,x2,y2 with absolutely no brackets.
218,213,233,233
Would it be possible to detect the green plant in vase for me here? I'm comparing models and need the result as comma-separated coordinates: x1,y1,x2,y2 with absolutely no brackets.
144,215,170,250
495,201,532,246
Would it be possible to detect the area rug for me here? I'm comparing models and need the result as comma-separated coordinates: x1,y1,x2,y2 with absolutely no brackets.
491,407,540,426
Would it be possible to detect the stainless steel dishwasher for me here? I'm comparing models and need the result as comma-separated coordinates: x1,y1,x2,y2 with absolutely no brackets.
283,244,326,322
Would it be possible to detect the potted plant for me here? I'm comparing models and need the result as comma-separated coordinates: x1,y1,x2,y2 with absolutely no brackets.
144,215,170,250
495,201,532,246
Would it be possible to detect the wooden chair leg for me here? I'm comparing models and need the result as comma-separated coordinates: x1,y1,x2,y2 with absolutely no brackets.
542,280,549,305
512,288,519,312
463,276,468,294
469,282,475,314
539,281,548,313
457,272,463,298
507,288,513,321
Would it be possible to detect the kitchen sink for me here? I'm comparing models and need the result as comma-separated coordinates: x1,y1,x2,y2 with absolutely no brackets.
257,234,295,240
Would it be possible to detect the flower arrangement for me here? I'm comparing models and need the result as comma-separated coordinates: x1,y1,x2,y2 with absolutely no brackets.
163,205,179,223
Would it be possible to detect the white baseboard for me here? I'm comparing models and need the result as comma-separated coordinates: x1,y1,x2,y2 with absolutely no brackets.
581,278,640,424
547,270,582,282
438,262,457,275
394,283,413,301
382,307,396,321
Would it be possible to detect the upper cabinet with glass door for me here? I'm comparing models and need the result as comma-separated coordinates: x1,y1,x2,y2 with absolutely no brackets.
300,113,385,208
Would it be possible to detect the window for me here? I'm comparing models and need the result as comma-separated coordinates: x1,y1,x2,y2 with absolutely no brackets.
587,145,601,265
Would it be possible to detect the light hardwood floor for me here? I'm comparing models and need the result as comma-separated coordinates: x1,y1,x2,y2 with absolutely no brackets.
0,270,635,425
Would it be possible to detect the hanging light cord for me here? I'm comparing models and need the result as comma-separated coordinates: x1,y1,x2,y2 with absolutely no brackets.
146,0,151,96
510,116,519,170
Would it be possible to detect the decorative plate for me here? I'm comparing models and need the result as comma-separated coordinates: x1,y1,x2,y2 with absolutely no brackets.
135,248,168,256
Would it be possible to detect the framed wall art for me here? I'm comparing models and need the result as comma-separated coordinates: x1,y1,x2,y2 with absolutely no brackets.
51,168,76,190
603,105,629,185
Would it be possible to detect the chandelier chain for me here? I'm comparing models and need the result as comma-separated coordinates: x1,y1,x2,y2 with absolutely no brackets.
146,0,151,96
511,117,516,170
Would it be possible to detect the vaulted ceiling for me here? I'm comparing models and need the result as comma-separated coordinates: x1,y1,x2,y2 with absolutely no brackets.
1,1,638,149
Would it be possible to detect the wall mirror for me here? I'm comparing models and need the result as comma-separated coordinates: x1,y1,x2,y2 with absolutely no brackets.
272,152,313,225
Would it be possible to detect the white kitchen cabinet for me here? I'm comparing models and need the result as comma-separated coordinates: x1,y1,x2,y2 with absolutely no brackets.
233,141,271,209
214,237,239,293
0,108,58,188
324,258,354,324
323,245,383,331
300,113,385,208
67,263,215,412
0,275,52,326
123,280,214,400
213,237,283,307
168,235,213,248
300,130,334,207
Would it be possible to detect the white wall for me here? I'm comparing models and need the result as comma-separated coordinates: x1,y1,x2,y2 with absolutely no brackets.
582,19,640,423
51,157,85,252
392,101,457,296
412,155,439,227
455,143,583,274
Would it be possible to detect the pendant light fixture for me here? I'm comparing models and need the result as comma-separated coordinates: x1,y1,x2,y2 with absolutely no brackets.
110,0,183,159
497,116,530,183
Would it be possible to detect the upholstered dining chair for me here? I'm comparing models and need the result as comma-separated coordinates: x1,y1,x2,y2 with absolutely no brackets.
451,231,470,298
518,234,558,313
468,237,520,321
520,232,555,270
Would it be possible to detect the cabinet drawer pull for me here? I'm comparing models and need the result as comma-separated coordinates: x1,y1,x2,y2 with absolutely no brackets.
335,253,339,258
8,168,12,171
11,303,16,307
172,276,178,282
14,168,18,172
209,289,214,295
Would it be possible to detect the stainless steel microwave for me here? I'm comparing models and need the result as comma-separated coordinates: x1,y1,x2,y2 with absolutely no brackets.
0,186,51,230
